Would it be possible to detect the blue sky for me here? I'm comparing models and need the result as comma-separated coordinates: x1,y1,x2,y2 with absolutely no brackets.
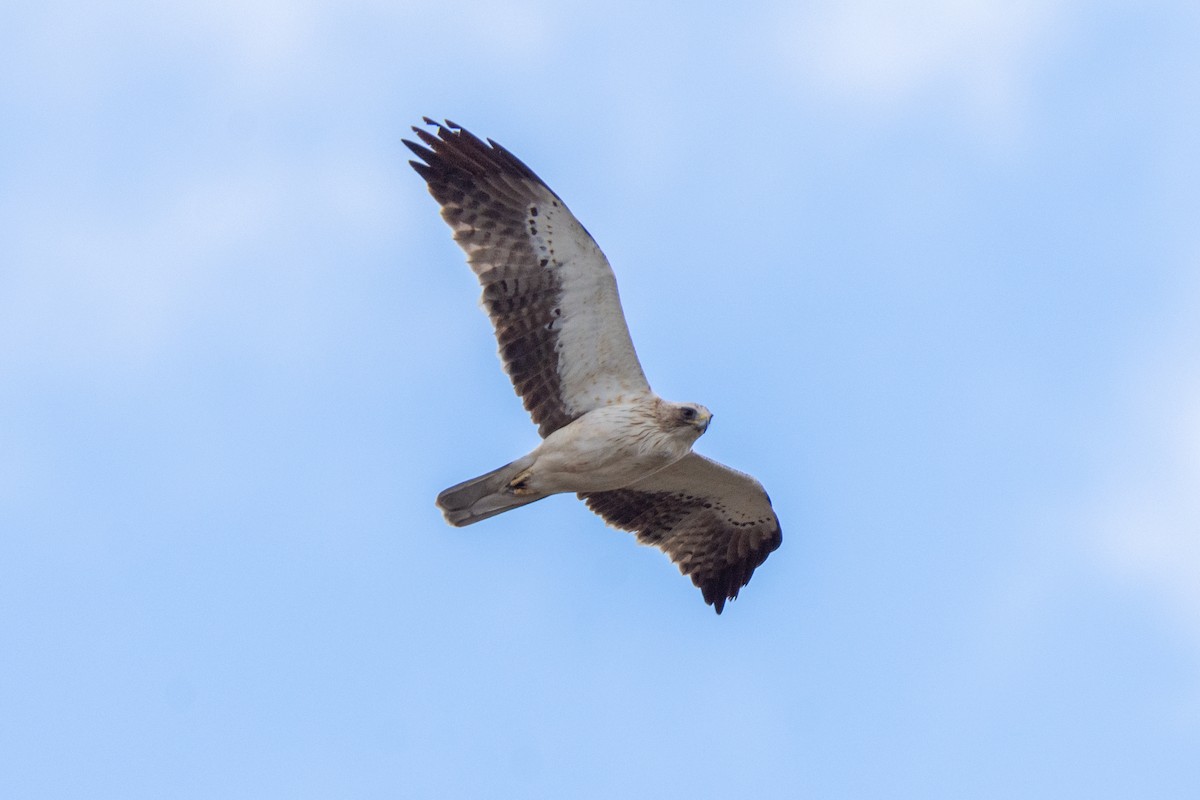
3,1,1199,797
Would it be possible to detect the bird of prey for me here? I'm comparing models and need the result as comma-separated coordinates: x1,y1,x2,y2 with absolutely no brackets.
405,118,780,613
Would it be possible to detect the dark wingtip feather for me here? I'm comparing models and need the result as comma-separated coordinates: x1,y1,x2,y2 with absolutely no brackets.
413,127,441,149
402,137,435,161
409,160,434,181
405,117,557,199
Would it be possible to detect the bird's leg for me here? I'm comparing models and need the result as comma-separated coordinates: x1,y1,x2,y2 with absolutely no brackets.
507,468,535,496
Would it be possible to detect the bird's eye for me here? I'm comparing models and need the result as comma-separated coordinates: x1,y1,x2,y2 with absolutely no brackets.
681,407,696,421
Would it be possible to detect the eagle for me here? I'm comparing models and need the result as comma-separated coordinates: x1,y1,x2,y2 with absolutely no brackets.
405,118,781,613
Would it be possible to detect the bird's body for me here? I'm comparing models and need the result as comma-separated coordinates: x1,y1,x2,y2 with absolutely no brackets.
515,399,707,493
438,398,710,525
406,118,781,613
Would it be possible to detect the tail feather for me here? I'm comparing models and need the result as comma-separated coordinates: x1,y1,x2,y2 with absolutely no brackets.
436,455,546,526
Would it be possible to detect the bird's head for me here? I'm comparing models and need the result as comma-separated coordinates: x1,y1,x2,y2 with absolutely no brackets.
666,402,712,437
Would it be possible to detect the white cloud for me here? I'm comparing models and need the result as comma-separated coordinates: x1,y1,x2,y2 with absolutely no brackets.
1,2,421,377
3,0,561,106
1,169,270,372
1,2,312,106
0,154,405,377
149,0,561,82
776,0,1070,136
1089,267,1200,649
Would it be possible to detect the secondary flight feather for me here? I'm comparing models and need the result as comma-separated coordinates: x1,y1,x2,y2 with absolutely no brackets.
405,118,780,613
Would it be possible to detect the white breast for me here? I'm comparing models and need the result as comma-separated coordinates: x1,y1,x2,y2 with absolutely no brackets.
524,401,692,494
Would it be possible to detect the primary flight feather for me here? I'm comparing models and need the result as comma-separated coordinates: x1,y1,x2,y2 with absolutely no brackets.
406,118,780,613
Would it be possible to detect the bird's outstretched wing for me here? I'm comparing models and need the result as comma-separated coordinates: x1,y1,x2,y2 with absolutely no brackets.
405,118,651,437
581,454,782,613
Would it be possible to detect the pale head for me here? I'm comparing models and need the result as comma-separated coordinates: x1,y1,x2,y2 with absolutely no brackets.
656,400,712,440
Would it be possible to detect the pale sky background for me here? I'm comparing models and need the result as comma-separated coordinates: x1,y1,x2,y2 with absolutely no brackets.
3,1,1199,797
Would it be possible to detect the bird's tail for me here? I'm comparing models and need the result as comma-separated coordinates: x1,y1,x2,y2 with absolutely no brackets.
436,455,547,526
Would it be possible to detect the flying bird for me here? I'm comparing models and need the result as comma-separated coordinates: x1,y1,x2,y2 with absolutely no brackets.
405,118,781,613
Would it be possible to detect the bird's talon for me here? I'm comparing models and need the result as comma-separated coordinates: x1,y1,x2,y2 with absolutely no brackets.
508,469,534,496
